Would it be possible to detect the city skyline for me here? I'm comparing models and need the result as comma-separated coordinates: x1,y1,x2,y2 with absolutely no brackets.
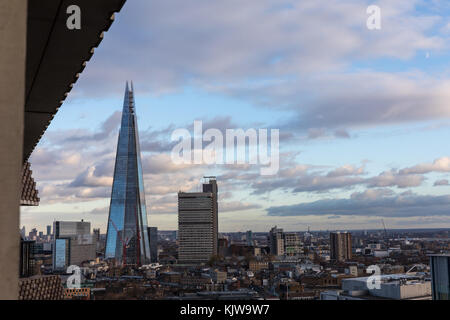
21,0,450,233
5,0,450,304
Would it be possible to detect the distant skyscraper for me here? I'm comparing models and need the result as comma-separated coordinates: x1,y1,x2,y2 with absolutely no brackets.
268,226,284,256
430,254,450,300
29,228,38,240
53,220,96,270
330,232,352,262
20,226,26,239
246,230,253,246
93,228,100,242
178,177,218,264
148,227,158,263
53,238,70,271
93,228,101,252
46,225,51,236
20,237,35,278
105,83,150,266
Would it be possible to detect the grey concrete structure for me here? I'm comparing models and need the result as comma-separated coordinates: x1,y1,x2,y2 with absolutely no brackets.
24,0,126,161
0,0,28,300
178,178,219,264
0,0,126,299
53,221,96,268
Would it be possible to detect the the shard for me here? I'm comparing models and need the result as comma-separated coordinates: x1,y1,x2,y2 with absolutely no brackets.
105,82,151,266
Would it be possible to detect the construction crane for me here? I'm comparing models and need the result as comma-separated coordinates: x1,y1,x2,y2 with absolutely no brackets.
108,204,142,267
381,219,387,237
406,264,427,276
108,219,130,266
133,204,141,267
381,219,389,247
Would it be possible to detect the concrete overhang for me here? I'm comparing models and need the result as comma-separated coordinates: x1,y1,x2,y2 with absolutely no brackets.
24,0,126,162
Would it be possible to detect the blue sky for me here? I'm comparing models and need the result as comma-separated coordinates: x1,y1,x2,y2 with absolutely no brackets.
21,0,450,233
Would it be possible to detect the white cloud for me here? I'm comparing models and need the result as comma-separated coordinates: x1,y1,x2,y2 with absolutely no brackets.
70,166,113,188
400,157,450,174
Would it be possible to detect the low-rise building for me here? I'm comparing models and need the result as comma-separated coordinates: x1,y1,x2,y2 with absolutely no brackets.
321,273,431,300
249,260,269,272
211,269,227,284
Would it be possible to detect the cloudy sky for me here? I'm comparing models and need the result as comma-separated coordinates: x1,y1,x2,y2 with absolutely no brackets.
21,0,450,233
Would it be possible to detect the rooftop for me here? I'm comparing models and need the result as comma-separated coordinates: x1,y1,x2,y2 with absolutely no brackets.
342,273,426,284
428,254,450,257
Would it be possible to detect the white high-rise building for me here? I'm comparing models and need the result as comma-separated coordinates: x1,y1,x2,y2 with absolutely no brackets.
178,178,218,264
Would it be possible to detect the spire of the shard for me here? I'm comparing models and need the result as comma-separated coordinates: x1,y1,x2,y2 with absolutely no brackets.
105,82,151,266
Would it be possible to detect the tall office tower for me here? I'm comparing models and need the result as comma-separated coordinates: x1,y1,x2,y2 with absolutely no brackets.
246,230,253,246
330,231,352,262
29,228,38,240
218,237,229,257
105,82,151,266
20,226,26,239
268,226,285,256
178,177,218,264
93,228,100,242
46,225,51,236
53,238,70,271
93,228,101,252
430,254,450,300
148,227,158,263
20,236,35,278
53,220,96,270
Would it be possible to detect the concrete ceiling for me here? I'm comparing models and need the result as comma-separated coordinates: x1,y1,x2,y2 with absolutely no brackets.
24,0,126,162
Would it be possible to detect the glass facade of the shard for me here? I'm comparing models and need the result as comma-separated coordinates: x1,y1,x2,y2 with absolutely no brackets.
105,83,151,266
